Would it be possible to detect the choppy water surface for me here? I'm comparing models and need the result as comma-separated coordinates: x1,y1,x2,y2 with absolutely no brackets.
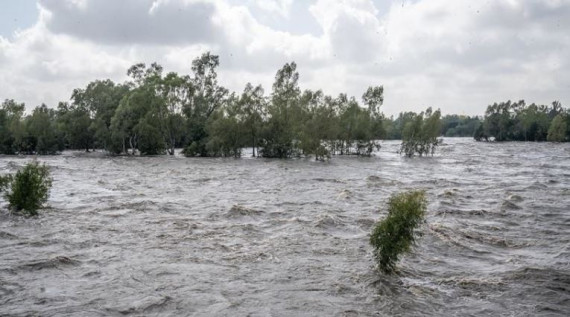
0,138,569,316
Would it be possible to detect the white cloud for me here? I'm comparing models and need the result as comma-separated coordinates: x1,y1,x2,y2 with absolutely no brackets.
0,0,569,115
250,0,293,18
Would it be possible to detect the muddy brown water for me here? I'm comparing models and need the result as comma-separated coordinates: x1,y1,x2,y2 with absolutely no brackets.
0,138,569,316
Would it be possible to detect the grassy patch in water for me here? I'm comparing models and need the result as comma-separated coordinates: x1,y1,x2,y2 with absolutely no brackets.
370,190,427,274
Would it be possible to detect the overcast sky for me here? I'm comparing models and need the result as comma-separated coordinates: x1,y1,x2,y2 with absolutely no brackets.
0,0,568,116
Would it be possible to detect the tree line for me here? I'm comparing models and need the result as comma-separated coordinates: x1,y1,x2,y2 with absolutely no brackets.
474,100,569,142
0,52,402,159
1,52,567,159
382,113,480,140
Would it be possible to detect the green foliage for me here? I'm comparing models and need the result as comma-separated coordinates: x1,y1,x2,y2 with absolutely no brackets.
370,190,427,274
473,122,488,141
400,108,442,157
0,99,27,154
383,111,417,140
335,96,382,156
26,105,64,155
260,62,301,158
3,162,52,216
297,90,332,160
2,55,569,158
239,83,265,157
182,52,229,157
10,52,569,160
362,86,384,116
135,116,165,155
56,102,94,151
204,95,245,157
547,113,567,142
478,100,566,142
72,79,130,151
441,115,482,137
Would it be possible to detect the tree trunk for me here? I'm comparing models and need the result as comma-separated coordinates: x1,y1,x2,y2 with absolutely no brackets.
129,136,135,155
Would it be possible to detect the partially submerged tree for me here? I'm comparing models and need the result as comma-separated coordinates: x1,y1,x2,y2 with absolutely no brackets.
239,83,266,157
0,99,26,154
2,162,52,216
56,102,94,152
260,62,302,158
183,53,229,157
400,107,442,157
71,79,130,151
370,190,427,274
547,113,567,142
26,105,64,155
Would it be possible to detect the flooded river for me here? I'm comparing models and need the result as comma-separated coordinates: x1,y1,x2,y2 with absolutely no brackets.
1,138,569,316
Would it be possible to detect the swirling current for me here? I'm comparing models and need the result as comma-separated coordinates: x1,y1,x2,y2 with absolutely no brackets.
0,138,569,316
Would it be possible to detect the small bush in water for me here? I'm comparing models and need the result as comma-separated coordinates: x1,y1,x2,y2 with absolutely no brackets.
0,174,12,192
3,162,52,216
370,190,427,274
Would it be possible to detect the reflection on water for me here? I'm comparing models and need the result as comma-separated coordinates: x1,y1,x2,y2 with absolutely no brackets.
1,138,569,316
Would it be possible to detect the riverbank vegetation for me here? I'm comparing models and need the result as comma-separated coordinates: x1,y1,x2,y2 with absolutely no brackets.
0,53,387,159
1,53,568,159
475,100,569,142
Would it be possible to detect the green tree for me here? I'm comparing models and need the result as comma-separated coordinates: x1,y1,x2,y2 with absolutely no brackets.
515,103,550,141
239,83,266,157
109,63,167,155
260,62,302,158
183,52,229,157
400,108,442,157
56,102,94,151
3,162,52,216
547,113,567,142
205,94,246,157
134,115,165,155
0,106,12,154
0,99,27,154
478,100,565,142
296,90,332,160
441,115,482,137
362,86,384,116
110,85,164,155
483,100,517,141
158,72,192,155
370,190,427,274
71,79,130,151
473,122,488,141
384,111,417,140
26,105,64,155
337,97,380,156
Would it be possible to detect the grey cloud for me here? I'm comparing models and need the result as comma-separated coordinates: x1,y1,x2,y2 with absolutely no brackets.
328,12,383,62
472,1,570,32
39,0,221,45
384,1,570,75
2,0,569,116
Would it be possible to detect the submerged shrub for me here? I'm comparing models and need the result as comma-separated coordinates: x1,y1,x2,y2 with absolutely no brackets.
370,190,427,274
3,162,52,216
0,174,12,193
